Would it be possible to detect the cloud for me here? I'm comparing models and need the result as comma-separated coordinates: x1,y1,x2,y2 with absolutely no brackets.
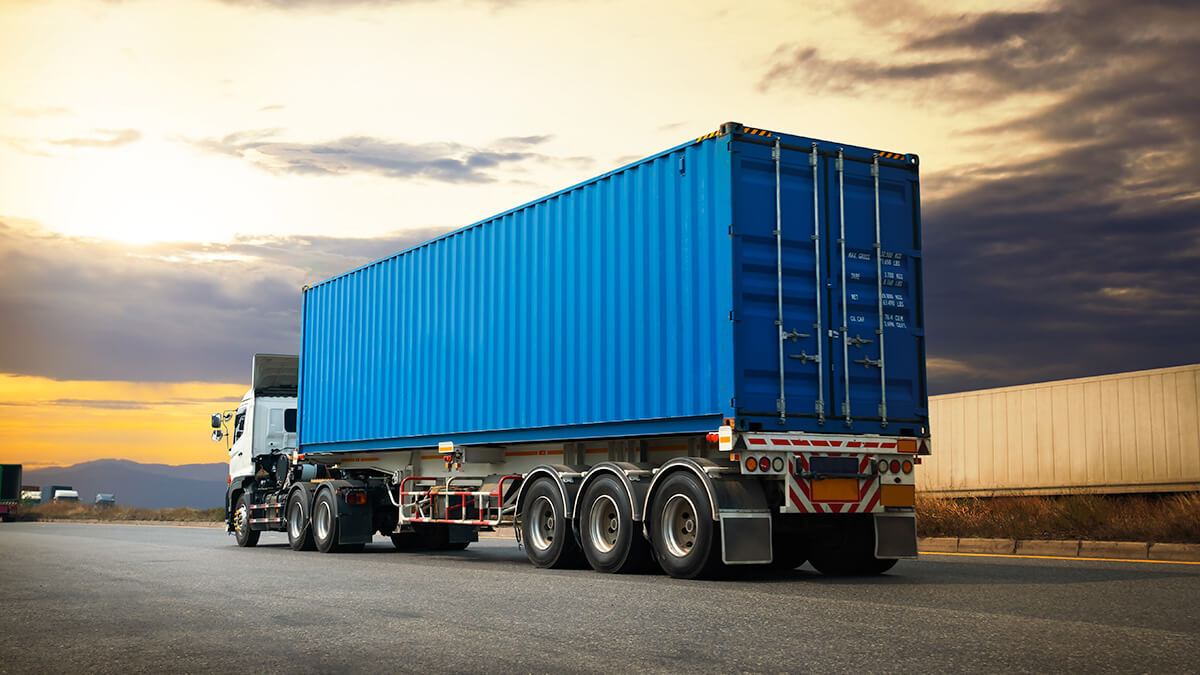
763,0,1200,394
257,104,286,112
0,103,72,118
210,0,532,8
49,128,141,148
191,130,559,183
0,220,446,383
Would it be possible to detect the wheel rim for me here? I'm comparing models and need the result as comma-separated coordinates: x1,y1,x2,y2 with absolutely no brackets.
235,505,248,537
528,496,556,551
314,500,332,542
288,500,304,539
661,493,698,558
588,494,620,554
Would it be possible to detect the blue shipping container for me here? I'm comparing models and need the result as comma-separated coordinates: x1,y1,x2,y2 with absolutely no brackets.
299,123,926,454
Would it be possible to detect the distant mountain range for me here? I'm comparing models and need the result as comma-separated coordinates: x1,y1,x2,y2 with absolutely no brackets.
22,459,228,509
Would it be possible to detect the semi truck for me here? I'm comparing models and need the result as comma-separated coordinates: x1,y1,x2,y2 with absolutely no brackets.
213,122,930,578
0,464,21,522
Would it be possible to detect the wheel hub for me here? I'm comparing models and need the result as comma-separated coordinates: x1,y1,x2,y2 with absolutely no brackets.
289,501,304,539
587,494,620,554
528,496,556,551
661,493,699,558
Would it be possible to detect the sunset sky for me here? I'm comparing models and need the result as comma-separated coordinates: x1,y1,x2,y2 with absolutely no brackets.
1,0,1197,468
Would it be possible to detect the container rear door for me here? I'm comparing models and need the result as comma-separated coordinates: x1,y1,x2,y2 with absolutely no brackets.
825,152,925,434
730,139,828,428
731,135,926,435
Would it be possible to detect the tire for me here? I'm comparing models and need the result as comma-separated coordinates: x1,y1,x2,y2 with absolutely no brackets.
287,491,315,551
648,471,721,579
312,490,341,553
578,474,652,573
390,532,422,551
519,478,582,569
769,523,807,571
807,516,898,576
415,523,470,551
233,493,260,548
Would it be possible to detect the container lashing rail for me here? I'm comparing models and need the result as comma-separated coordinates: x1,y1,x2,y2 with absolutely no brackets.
395,475,521,527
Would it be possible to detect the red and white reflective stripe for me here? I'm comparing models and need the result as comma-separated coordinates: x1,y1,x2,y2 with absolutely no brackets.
785,453,882,515
741,434,900,449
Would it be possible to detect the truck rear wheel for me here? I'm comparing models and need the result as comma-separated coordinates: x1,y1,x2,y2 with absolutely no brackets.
520,478,581,569
807,516,898,576
648,472,720,579
313,490,346,553
579,474,652,573
233,493,259,548
287,492,315,551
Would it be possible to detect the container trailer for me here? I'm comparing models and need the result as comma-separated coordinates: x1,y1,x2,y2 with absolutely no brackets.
0,464,21,522
213,122,930,577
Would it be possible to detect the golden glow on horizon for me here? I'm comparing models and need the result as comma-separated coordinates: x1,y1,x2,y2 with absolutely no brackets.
0,375,245,468
0,0,1065,469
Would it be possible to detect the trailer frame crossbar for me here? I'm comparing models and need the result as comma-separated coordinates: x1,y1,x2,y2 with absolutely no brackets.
396,474,521,527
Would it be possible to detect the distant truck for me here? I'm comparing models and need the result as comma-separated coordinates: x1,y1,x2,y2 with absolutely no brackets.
213,123,930,578
0,464,21,522
95,493,116,507
41,485,72,504
52,489,80,502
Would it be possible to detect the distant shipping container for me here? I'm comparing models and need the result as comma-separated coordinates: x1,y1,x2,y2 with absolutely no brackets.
922,364,1200,496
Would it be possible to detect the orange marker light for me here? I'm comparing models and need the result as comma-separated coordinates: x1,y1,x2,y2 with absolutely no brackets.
745,457,758,472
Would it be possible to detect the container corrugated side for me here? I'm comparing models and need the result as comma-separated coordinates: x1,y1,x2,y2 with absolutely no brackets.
300,137,734,452
922,364,1200,495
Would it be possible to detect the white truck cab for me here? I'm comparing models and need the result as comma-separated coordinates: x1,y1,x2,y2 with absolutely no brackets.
213,354,298,483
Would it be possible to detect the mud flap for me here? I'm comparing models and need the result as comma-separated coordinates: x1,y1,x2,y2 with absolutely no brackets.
874,513,918,559
719,512,773,565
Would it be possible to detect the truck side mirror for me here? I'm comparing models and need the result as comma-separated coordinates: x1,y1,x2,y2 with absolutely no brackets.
211,413,222,429
211,429,223,442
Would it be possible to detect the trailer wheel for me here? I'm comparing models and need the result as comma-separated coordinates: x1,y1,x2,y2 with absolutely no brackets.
807,516,898,576
233,493,260,548
287,492,315,551
648,472,720,579
579,474,652,573
769,520,807,571
389,532,421,550
520,478,581,569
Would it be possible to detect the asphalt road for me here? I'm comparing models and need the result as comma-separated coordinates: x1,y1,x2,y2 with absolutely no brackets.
1,523,1198,673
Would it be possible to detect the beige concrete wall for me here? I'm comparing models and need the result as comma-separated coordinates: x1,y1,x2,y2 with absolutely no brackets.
922,364,1200,495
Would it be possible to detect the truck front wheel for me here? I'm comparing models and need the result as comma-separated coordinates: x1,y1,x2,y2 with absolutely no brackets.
648,472,720,579
520,478,581,569
233,493,260,548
